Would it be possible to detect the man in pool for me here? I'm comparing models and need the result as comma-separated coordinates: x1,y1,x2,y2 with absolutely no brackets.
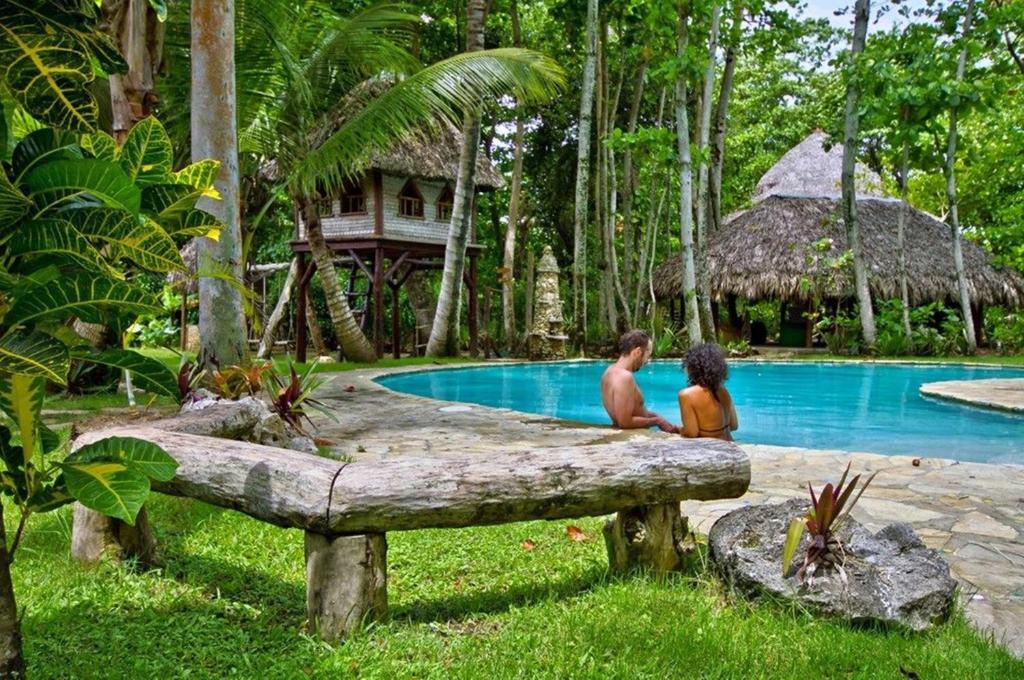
601,330,679,433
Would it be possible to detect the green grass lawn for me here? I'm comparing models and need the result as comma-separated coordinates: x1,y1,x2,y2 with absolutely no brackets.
8,496,1022,679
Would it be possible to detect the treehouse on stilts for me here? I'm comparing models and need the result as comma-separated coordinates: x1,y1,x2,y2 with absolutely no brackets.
290,123,503,361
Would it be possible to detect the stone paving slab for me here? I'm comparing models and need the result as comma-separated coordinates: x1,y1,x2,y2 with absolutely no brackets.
311,364,1024,657
920,378,1024,413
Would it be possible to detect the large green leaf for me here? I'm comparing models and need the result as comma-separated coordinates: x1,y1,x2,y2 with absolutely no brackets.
0,425,27,501
781,517,807,578
81,131,118,161
166,208,222,239
174,160,220,191
60,459,148,523
0,170,31,224
119,116,173,185
61,435,178,522
141,182,205,218
74,209,184,272
7,218,122,278
11,127,83,180
0,373,43,467
24,158,141,213
25,477,73,513
74,348,178,397
5,276,160,326
68,436,177,482
0,329,69,383
0,10,99,131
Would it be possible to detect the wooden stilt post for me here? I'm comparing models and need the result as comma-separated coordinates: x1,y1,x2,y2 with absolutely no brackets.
305,532,387,642
296,253,308,363
468,254,479,358
390,281,401,359
373,248,384,359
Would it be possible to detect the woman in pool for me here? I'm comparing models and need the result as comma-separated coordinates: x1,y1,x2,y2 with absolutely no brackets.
678,343,738,441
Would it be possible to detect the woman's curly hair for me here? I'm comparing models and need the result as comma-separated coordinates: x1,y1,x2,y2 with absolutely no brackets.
683,343,729,401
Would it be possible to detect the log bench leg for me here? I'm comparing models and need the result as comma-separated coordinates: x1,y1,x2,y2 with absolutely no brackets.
71,503,158,568
604,503,692,575
304,532,387,642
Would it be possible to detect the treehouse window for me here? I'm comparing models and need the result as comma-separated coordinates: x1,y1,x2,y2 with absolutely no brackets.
398,179,424,218
436,184,454,222
339,179,366,215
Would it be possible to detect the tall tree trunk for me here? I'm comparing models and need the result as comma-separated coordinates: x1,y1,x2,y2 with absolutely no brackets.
947,0,978,353
192,0,248,369
841,0,876,348
300,199,377,362
606,57,630,328
426,0,486,357
573,0,599,353
594,19,611,332
103,0,165,143
897,130,913,348
695,3,722,341
306,298,329,358
256,258,298,359
676,3,702,347
710,2,741,234
633,88,668,324
0,502,25,679
621,58,648,306
502,0,524,352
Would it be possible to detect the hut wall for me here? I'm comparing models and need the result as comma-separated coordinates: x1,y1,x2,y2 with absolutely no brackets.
296,174,376,240
380,174,450,243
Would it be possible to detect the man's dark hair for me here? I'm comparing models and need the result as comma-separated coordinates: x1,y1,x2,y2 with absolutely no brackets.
683,343,729,402
618,330,651,356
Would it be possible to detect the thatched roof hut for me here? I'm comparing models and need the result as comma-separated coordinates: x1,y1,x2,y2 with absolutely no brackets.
753,130,883,202
652,133,1024,308
367,120,503,190
653,196,1024,307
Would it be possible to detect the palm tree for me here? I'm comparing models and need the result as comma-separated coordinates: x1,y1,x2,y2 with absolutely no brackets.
165,2,562,361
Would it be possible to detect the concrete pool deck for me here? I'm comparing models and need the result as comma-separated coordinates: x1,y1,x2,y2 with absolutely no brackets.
312,363,1024,657
921,378,1024,414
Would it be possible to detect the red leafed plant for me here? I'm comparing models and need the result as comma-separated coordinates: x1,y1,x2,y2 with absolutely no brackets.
263,363,334,434
782,463,878,583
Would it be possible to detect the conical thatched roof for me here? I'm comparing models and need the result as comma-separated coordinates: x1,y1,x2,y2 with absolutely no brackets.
753,131,884,202
652,196,1024,307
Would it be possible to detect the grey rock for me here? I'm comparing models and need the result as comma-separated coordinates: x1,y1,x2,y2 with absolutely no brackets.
178,395,316,453
709,498,957,631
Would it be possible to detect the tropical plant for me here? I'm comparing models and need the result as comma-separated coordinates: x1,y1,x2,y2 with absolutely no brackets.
781,464,878,583
210,362,274,400
262,363,334,434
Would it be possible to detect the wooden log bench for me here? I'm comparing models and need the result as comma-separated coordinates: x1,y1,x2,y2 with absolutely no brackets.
72,419,749,642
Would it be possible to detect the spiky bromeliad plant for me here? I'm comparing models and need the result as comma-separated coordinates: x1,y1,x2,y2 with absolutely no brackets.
781,464,879,583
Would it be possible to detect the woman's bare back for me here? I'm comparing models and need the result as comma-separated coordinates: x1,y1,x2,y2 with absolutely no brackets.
678,385,738,440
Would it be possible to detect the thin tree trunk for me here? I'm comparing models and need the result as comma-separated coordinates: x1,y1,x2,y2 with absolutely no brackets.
897,130,913,348
573,0,599,353
256,258,298,359
306,299,329,358
696,3,722,341
103,0,164,143
710,2,741,234
502,0,525,352
676,3,701,347
192,0,249,369
426,0,486,357
595,21,613,332
0,502,25,679
633,88,668,323
524,249,535,332
606,57,630,328
947,0,978,353
841,0,876,348
300,199,376,362
622,58,648,304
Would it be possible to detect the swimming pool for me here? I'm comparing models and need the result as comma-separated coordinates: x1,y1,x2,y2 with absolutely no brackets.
377,361,1024,464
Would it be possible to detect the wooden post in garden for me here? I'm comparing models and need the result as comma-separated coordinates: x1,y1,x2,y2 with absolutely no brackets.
524,250,535,333
305,532,388,641
296,253,308,363
604,503,691,575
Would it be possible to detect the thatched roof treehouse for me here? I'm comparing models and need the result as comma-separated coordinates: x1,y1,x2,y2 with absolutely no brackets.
652,132,1024,347
291,121,503,360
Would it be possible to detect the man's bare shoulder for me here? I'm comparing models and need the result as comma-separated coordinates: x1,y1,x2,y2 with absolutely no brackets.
602,365,635,386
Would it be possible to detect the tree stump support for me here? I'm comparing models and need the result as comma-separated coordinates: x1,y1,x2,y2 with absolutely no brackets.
603,502,692,575
305,532,388,641
71,504,159,568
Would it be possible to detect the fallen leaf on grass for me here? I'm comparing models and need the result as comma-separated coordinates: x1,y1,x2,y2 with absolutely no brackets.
454,578,464,593
343,385,356,392
566,525,590,542
521,539,537,551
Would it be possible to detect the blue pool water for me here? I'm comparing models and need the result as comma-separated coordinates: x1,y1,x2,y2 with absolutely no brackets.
377,361,1024,464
